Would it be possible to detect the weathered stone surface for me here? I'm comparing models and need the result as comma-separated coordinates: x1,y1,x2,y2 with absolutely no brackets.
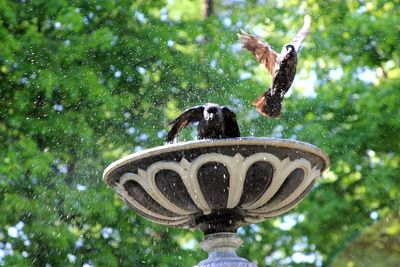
103,138,329,233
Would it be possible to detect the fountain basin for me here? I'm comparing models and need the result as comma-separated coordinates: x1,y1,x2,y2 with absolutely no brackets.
103,138,329,234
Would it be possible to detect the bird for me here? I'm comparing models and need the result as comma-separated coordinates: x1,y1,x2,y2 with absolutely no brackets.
238,15,311,117
166,103,240,143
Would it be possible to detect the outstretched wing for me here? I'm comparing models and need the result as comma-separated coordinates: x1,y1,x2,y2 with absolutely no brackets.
290,15,311,52
166,106,205,143
238,30,278,76
221,106,240,138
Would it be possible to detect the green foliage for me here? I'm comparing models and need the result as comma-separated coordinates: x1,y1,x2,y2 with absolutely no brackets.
0,0,399,266
332,212,400,266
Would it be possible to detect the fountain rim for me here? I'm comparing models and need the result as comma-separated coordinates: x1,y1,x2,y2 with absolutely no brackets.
103,137,330,186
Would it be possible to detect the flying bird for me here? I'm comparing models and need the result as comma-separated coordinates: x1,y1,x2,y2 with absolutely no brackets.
166,103,240,143
238,15,311,117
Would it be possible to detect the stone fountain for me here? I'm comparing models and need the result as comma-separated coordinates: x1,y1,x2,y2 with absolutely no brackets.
103,137,329,266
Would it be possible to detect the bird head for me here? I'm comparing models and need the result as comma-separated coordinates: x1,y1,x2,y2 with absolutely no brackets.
282,44,295,56
204,106,219,121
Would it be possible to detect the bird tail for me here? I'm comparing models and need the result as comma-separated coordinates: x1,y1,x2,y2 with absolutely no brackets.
252,91,282,117
252,94,268,117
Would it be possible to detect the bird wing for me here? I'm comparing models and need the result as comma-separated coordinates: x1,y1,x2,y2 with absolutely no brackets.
238,30,278,76
290,15,311,52
221,106,240,138
166,105,205,143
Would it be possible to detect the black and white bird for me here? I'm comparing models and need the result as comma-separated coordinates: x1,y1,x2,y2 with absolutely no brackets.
166,103,240,143
238,15,311,117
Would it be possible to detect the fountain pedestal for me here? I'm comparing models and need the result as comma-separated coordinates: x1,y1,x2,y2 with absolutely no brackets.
196,232,256,267
103,138,329,266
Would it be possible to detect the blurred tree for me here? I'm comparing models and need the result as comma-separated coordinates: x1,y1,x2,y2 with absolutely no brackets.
202,0,213,19
332,211,400,266
0,0,399,266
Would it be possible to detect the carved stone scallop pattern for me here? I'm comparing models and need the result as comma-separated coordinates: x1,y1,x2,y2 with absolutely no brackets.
104,138,329,233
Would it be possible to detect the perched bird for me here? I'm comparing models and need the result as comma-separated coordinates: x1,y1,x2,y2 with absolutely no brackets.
238,15,311,117
166,103,240,143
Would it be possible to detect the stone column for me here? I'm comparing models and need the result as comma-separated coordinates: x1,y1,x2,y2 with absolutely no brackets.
195,232,257,267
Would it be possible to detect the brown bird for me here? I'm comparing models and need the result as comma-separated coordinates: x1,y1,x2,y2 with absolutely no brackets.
166,103,240,143
238,15,311,117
